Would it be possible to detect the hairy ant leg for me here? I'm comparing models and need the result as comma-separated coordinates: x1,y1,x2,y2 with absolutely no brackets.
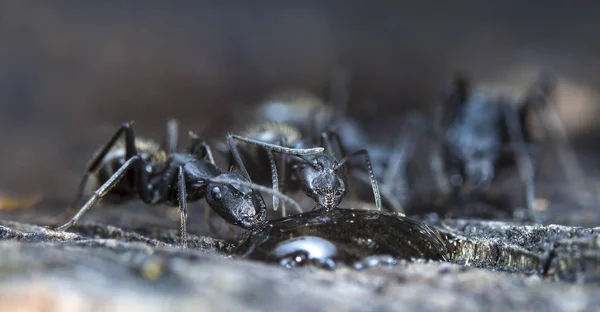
380,129,417,212
501,98,539,222
54,155,142,231
177,165,189,247
187,132,215,165
68,121,138,213
525,73,589,205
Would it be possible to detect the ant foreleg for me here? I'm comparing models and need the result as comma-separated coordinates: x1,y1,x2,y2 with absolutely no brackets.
430,145,452,195
320,128,349,159
437,71,470,128
177,165,189,248
226,135,253,180
188,132,216,166
525,74,586,187
68,121,138,215
53,155,142,231
501,98,540,222
380,131,417,212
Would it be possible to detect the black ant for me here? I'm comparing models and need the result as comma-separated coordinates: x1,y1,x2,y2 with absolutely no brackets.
246,73,414,213
225,126,382,215
50,120,317,247
405,71,568,221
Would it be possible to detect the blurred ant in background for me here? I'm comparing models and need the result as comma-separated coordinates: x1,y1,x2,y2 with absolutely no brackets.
404,71,583,222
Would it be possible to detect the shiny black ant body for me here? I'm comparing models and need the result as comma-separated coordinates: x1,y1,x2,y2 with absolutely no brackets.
248,75,414,213
51,120,315,247
405,72,564,221
226,125,382,214
212,76,379,216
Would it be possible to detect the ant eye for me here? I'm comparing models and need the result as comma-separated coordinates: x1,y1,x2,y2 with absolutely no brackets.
313,162,323,170
212,187,222,199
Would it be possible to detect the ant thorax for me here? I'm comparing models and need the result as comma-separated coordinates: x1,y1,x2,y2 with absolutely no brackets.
243,122,302,145
83,138,168,199
255,89,335,133
257,89,327,119
106,138,167,165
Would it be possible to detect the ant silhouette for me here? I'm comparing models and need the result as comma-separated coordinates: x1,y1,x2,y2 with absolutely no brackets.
50,120,321,247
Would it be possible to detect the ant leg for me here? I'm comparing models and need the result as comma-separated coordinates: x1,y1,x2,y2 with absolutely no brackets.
335,149,382,211
187,132,216,165
227,133,287,215
226,135,253,180
53,155,141,231
225,135,276,217
380,131,417,212
430,144,452,195
165,119,179,154
68,121,138,214
427,95,453,195
525,74,586,187
227,134,315,214
435,71,469,128
320,128,348,158
430,95,451,195
501,99,539,222
403,113,462,197
177,165,189,248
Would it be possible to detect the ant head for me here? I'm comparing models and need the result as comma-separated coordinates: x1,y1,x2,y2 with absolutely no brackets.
296,154,347,209
205,172,267,230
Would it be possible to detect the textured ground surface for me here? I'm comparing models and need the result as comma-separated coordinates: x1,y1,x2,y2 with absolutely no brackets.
0,196,599,312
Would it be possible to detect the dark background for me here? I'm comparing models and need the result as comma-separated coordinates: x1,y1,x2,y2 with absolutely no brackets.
1,1,599,226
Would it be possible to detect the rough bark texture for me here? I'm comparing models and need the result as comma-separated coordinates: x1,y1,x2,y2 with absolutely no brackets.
0,201,599,312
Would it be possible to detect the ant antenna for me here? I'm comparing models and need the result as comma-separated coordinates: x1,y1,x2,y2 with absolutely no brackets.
228,134,324,155
207,177,303,214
